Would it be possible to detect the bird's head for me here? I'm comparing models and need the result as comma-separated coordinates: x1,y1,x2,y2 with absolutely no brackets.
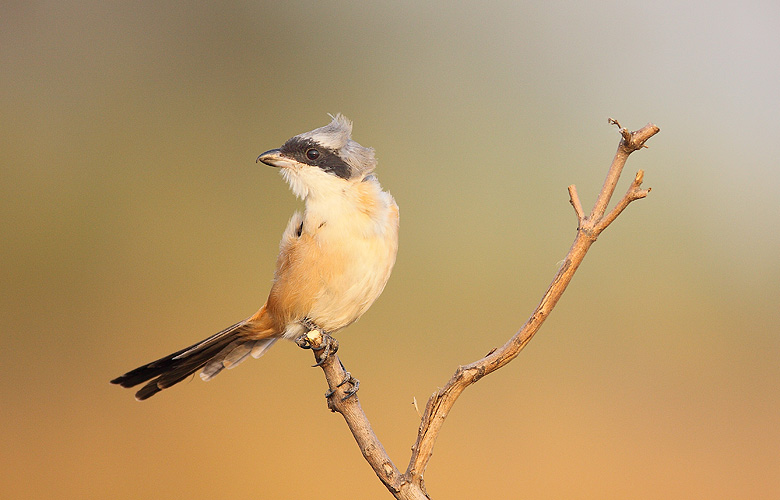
257,114,377,200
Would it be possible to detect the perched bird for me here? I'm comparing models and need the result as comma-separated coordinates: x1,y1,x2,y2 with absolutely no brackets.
111,114,399,400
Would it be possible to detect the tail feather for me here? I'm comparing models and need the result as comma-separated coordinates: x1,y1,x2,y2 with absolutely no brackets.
111,320,277,401
200,338,278,381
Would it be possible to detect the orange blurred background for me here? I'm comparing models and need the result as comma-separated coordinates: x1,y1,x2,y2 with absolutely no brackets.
2,1,778,498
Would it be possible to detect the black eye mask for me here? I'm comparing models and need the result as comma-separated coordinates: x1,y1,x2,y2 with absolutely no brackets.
280,137,353,180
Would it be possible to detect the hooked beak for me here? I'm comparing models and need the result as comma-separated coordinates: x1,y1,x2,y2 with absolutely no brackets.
256,149,295,168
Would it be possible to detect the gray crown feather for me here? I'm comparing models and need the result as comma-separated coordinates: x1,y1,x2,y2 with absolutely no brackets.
299,114,377,177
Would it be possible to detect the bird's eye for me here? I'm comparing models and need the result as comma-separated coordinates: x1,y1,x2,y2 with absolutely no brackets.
305,148,320,161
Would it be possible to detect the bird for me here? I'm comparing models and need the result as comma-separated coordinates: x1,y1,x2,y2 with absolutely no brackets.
111,114,399,400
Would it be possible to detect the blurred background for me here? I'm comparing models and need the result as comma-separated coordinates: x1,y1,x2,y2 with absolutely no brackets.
2,1,778,498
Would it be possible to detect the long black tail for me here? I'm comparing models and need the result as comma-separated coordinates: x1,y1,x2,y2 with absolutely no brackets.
111,320,277,400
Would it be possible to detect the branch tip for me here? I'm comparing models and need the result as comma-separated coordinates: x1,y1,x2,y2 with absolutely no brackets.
568,185,585,223
607,119,659,153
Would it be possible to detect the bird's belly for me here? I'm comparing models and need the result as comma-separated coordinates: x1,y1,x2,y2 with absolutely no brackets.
272,198,399,340
305,237,393,333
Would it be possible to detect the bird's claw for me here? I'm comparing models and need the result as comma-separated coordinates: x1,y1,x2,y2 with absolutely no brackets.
325,371,359,401
294,323,338,366
294,335,311,349
311,334,338,367
340,373,360,401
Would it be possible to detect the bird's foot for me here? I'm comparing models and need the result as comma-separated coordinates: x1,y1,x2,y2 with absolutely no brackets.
310,333,338,367
325,371,360,402
294,322,338,367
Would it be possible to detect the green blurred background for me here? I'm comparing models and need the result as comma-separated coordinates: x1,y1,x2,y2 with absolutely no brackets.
2,1,778,498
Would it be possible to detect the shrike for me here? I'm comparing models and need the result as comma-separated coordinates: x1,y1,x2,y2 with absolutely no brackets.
112,114,399,400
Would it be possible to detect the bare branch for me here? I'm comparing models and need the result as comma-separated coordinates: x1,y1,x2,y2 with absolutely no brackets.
403,120,659,489
305,120,660,499
302,330,428,500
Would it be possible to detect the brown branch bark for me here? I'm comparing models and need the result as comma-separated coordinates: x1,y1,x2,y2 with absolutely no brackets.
302,330,427,499
302,120,660,499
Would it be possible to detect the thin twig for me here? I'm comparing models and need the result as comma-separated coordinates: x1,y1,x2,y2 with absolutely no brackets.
568,184,585,225
594,170,651,233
